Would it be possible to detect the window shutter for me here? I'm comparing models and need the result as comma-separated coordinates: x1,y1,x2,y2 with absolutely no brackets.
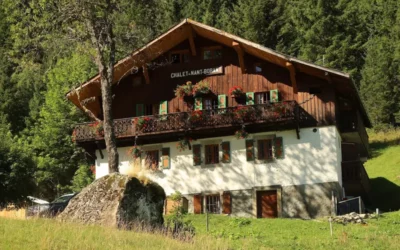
194,97,202,110
274,137,284,159
193,194,203,214
270,89,279,103
193,144,202,166
161,148,171,169
246,92,254,105
159,100,168,115
218,94,227,109
136,104,144,116
222,192,231,214
245,140,255,161
221,141,231,163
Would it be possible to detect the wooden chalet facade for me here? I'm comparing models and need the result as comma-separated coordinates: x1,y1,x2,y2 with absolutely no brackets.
67,19,371,218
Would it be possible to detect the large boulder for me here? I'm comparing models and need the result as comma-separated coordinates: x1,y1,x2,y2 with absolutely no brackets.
58,173,166,228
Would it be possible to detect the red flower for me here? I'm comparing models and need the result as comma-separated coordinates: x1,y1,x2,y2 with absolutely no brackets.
229,86,243,97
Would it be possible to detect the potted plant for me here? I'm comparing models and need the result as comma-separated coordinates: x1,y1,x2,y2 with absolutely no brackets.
234,106,255,121
128,145,142,159
133,117,152,130
188,110,203,125
176,137,193,151
89,121,104,137
234,128,249,139
229,86,244,98
174,81,193,100
192,81,210,97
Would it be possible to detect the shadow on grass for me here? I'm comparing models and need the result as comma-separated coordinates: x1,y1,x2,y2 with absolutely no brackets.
369,177,400,212
369,139,400,158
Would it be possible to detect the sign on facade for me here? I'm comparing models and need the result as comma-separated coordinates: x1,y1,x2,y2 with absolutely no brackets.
170,66,223,78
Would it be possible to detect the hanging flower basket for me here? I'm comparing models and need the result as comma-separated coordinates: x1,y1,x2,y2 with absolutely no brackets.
174,81,193,99
192,81,210,97
234,106,255,121
72,130,77,142
133,117,152,130
234,128,249,139
89,121,104,137
188,110,203,124
229,86,244,98
128,145,142,159
176,137,193,152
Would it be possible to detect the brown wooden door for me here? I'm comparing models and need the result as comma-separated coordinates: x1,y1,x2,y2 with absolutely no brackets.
257,190,278,218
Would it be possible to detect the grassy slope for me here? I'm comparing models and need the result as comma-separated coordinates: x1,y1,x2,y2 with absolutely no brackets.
364,130,400,211
1,213,400,250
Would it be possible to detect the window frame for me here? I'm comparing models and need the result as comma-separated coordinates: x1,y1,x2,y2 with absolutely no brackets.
169,49,191,64
145,150,159,171
205,194,221,214
202,46,222,60
257,139,273,161
205,144,219,165
255,92,270,105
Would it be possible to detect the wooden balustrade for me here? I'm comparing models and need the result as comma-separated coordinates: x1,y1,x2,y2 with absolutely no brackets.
73,101,309,143
342,161,371,193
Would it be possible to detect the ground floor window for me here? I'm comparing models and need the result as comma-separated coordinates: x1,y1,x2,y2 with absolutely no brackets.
257,139,273,160
205,195,220,214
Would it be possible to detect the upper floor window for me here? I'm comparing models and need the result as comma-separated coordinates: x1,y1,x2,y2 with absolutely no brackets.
257,139,273,160
254,63,263,73
145,150,159,171
145,104,159,116
205,144,219,164
202,46,222,60
170,50,190,64
203,98,218,110
255,92,270,104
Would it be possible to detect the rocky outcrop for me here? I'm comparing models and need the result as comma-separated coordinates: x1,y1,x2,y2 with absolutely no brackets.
332,212,377,224
58,173,165,228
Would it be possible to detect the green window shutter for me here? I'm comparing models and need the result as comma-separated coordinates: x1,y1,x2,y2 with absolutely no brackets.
194,97,203,110
159,100,168,115
193,144,202,166
274,137,284,159
246,92,254,105
270,89,279,103
245,140,255,161
218,95,227,109
221,141,231,163
136,104,144,116
161,148,171,169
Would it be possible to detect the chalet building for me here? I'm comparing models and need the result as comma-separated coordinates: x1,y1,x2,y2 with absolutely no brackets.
67,19,371,219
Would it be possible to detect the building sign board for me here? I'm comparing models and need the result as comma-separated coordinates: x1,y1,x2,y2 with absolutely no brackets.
170,66,223,78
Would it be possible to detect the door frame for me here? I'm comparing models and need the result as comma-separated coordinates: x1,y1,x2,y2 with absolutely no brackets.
252,186,282,218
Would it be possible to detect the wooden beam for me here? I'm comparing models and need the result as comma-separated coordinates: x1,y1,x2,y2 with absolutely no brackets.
188,28,197,56
286,62,298,93
143,64,150,84
325,72,333,84
232,41,246,73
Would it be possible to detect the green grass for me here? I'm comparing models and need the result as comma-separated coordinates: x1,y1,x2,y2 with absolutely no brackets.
365,129,400,211
2,212,400,250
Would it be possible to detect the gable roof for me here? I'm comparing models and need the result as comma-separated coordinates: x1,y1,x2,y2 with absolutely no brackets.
66,18,371,127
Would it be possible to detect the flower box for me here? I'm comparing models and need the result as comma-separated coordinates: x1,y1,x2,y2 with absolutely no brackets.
229,86,244,98
188,110,203,125
89,121,104,137
133,117,152,130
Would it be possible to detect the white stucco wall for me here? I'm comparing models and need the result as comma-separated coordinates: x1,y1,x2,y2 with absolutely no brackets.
95,126,343,196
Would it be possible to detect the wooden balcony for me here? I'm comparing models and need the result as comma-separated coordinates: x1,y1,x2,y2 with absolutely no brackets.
339,111,370,159
342,161,371,199
73,101,313,144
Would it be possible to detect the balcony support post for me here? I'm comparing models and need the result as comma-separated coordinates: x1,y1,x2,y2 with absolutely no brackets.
96,141,104,159
295,104,301,140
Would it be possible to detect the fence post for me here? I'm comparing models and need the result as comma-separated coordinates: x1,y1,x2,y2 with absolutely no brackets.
206,211,209,232
358,197,362,214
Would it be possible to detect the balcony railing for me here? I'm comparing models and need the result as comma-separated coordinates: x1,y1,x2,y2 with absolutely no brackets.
342,161,371,194
73,101,310,143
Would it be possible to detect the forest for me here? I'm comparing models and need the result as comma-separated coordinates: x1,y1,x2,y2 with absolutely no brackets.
0,0,399,205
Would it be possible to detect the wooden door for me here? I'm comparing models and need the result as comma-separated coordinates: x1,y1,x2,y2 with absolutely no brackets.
257,190,278,218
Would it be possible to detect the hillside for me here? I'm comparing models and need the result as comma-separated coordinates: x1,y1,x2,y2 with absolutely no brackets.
364,130,400,211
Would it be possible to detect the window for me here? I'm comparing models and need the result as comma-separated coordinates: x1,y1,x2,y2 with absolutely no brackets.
202,47,222,60
205,144,219,164
255,92,270,104
203,98,218,110
145,104,159,116
255,63,262,73
205,195,220,214
145,150,159,170
170,50,190,64
257,139,273,160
